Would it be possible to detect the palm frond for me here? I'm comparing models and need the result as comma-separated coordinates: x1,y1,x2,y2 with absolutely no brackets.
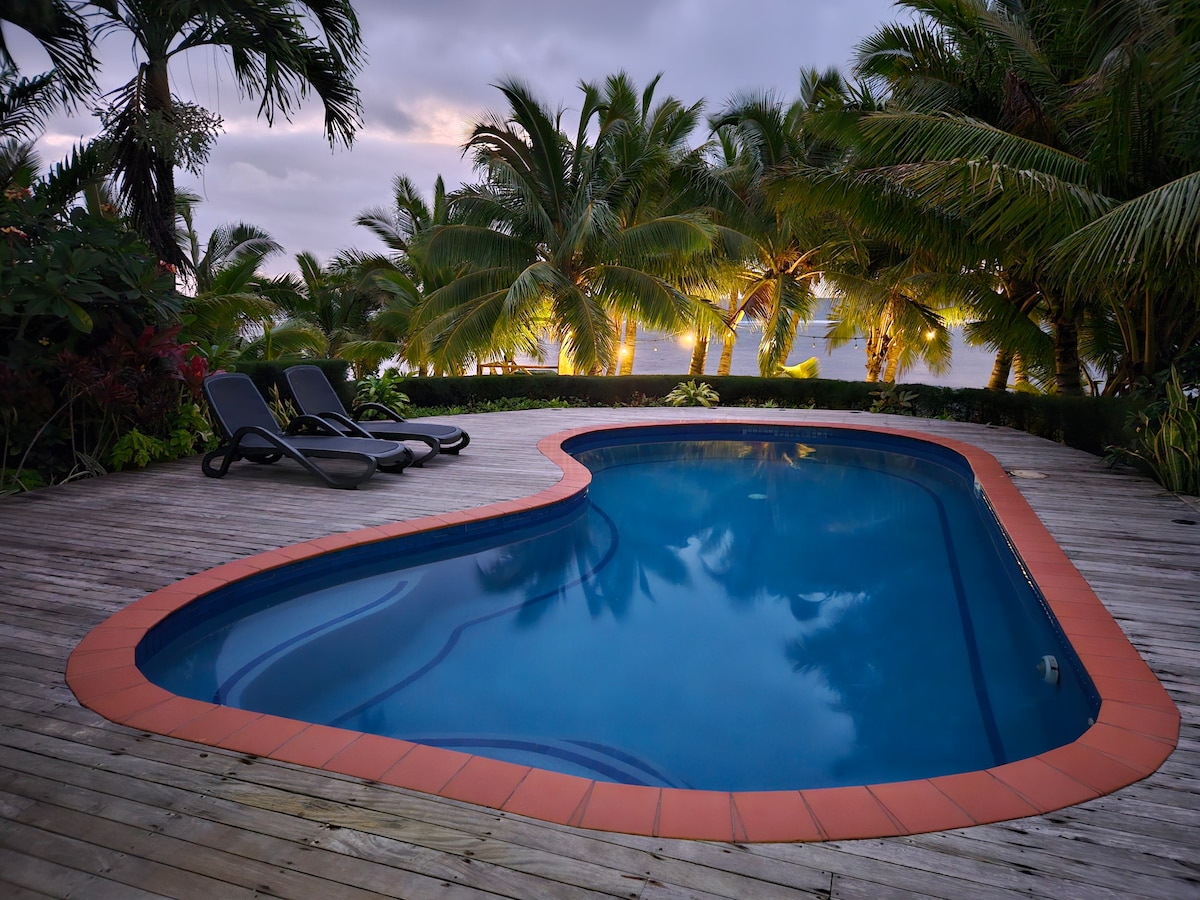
427,223,534,272
1047,170,1200,287
614,214,717,265
853,112,1090,183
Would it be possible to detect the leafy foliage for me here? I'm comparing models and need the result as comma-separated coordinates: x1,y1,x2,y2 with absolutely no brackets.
1,192,182,365
354,368,409,418
869,384,919,414
1112,370,1200,495
1,189,210,492
664,379,720,407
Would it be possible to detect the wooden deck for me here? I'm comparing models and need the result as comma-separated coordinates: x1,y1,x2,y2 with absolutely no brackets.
1,407,1197,899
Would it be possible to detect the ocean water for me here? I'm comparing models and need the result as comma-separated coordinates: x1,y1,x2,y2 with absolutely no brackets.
518,303,999,386
608,324,997,388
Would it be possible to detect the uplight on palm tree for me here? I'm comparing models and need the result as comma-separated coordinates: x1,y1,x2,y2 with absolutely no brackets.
420,75,721,375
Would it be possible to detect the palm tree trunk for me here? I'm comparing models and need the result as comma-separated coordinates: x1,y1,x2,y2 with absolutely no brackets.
606,317,622,375
865,329,888,382
883,339,900,383
717,293,740,376
717,335,734,375
1013,353,1030,389
619,319,637,375
557,342,576,376
1049,307,1083,396
689,332,708,375
987,348,1013,391
143,58,183,269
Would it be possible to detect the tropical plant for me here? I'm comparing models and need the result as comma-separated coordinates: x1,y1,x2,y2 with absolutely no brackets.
176,221,287,370
703,69,857,376
1113,369,1200,495
0,0,97,106
261,251,387,374
354,368,409,419
1,193,182,364
420,74,720,375
352,174,473,375
1,136,210,492
868,383,919,415
2,321,211,491
86,0,364,266
664,380,720,407
1,65,61,143
787,0,1200,396
179,197,283,295
108,399,214,470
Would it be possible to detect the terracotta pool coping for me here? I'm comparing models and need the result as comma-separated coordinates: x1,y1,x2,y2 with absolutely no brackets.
65,420,1180,843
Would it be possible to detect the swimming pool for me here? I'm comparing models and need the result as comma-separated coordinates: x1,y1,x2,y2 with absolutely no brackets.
68,421,1179,841
138,426,1097,792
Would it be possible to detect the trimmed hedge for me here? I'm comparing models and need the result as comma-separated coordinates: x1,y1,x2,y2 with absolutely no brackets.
230,359,354,407
222,364,1134,456
394,374,1134,455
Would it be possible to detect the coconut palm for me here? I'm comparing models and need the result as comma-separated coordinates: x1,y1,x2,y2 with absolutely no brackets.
703,69,895,377
705,85,822,376
263,251,400,377
86,0,363,267
351,174,484,374
178,194,282,295
789,0,1200,394
419,75,719,375
175,212,287,368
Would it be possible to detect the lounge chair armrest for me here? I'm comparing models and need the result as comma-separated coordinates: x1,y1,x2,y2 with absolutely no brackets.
285,414,341,436
228,424,282,444
315,409,375,438
352,402,407,423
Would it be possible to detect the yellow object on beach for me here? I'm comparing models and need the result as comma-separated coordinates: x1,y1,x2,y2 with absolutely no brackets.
780,357,820,379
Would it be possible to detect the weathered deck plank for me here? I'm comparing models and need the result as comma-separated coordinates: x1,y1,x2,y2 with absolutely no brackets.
2,408,1198,898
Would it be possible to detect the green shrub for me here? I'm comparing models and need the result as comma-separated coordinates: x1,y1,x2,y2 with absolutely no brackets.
1112,369,1200,495
1,192,202,492
869,384,919,414
355,368,409,417
664,380,720,407
237,358,353,408
392,374,1132,455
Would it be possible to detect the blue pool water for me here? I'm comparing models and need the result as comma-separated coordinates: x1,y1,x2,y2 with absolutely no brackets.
139,426,1098,791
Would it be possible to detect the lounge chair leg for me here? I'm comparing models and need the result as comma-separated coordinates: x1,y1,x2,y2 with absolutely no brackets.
202,446,237,479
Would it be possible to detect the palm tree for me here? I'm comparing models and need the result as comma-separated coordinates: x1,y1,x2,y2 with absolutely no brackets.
352,174,476,375
1,66,56,193
265,251,395,377
793,0,1200,395
705,70,883,377
419,75,720,375
175,212,287,369
87,0,363,267
0,0,97,106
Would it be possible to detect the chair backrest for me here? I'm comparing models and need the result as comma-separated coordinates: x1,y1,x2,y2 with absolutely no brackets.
285,365,351,418
202,372,284,439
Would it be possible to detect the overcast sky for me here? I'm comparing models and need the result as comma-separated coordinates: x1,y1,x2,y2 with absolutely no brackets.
24,0,902,275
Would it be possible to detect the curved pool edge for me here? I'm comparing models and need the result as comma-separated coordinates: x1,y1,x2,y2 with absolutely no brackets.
66,420,1180,843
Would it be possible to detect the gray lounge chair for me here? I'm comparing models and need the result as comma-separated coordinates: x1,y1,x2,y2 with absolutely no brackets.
201,372,414,489
284,365,470,466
